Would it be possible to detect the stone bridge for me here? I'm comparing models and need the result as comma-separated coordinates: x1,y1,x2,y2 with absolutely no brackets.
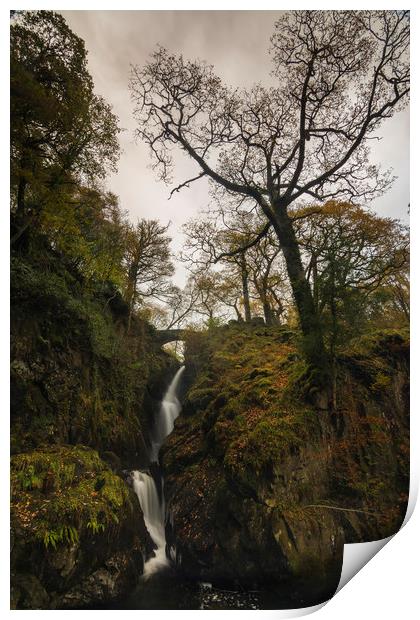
155,328,187,344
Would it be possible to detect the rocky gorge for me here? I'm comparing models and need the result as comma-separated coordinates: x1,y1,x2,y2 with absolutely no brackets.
10,251,409,609
10,250,175,608
162,325,409,607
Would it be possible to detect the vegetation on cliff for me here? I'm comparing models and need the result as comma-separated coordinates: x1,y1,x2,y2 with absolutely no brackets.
10,445,151,609
11,245,176,460
162,324,409,603
11,445,132,548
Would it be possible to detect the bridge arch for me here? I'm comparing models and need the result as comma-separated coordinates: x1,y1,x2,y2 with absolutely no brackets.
155,328,186,345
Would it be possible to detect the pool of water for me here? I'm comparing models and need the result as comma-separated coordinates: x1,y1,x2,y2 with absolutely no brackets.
106,567,321,610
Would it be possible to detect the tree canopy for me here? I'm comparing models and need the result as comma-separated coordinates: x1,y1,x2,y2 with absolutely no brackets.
11,10,121,244
130,10,409,374
9,10,410,360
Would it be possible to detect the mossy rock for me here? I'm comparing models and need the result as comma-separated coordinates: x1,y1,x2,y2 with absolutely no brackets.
164,324,409,592
11,445,148,609
11,445,133,550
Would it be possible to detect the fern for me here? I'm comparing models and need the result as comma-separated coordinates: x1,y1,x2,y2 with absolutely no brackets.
17,465,42,491
43,525,79,548
87,518,105,534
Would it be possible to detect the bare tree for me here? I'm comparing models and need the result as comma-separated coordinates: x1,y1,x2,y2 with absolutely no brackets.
130,10,409,374
182,218,255,322
123,219,174,331
139,283,200,330
161,284,201,329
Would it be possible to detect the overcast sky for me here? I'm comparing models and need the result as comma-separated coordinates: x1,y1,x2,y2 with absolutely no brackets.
62,10,410,287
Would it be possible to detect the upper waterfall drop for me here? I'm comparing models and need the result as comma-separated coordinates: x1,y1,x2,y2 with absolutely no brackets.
132,365,185,580
150,365,185,463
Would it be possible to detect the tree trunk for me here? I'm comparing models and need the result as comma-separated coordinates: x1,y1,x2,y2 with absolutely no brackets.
233,303,244,322
311,253,320,312
256,274,274,326
125,264,138,334
11,175,30,248
16,175,27,220
328,265,338,411
262,298,273,326
239,253,252,322
271,206,328,375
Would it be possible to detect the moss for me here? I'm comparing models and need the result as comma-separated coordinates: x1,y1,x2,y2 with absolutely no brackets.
162,322,409,590
180,323,408,509
186,386,218,411
371,372,392,392
180,325,324,490
11,445,132,549
11,252,175,458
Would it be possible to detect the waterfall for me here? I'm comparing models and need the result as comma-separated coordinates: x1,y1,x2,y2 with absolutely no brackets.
132,471,168,578
150,365,185,463
132,365,185,579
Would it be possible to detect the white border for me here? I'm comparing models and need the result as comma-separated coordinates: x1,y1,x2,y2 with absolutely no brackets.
2,2,417,618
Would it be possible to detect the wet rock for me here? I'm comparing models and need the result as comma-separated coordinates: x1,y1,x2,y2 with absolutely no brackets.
10,446,151,609
11,574,50,609
59,551,143,609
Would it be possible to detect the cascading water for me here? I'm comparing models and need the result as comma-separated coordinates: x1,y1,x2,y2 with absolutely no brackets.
132,365,185,579
132,471,168,579
150,365,185,463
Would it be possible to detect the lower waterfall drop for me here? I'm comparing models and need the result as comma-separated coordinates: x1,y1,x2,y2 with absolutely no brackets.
132,471,168,579
132,365,185,579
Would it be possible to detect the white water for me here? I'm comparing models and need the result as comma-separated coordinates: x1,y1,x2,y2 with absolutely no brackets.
132,365,185,579
150,365,185,463
132,471,168,578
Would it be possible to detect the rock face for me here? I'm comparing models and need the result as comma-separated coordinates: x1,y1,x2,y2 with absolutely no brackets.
162,326,409,607
10,446,152,609
10,252,177,608
11,253,177,465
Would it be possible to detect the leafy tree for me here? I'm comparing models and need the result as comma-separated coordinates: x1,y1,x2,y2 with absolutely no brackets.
40,186,127,287
246,227,289,325
294,201,409,403
295,201,408,318
363,271,409,328
212,270,247,323
182,217,254,322
11,10,120,245
187,272,223,322
130,10,409,375
183,211,290,325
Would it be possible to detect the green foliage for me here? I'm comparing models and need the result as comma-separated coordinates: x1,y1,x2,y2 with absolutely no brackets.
43,525,79,549
10,248,174,455
179,321,408,517
11,446,132,550
40,188,127,289
181,324,317,481
11,10,120,239
294,201,409,358
16,465,42,491
86,518,105,534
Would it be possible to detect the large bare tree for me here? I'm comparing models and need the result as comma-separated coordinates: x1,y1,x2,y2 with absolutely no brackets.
130,10,409,373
